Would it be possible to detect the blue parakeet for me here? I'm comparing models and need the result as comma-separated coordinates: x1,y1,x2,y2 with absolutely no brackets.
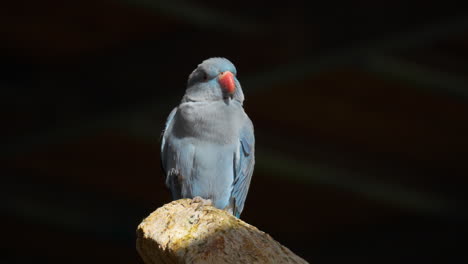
160,57,255,218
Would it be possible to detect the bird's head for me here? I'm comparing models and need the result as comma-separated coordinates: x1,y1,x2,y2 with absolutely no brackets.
183,57,244,104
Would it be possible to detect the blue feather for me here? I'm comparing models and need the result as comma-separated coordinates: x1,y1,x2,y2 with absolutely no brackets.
232,120,255,217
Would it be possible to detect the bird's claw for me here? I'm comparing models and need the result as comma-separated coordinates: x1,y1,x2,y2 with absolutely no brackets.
192,196,212,206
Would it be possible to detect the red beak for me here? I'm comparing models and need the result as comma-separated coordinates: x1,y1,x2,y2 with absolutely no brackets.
218,71,235,94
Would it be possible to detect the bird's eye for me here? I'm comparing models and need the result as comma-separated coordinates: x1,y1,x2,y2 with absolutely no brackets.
203,72,208,81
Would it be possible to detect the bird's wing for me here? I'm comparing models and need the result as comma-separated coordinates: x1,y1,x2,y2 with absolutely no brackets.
232,118,255,217
160,107,177,176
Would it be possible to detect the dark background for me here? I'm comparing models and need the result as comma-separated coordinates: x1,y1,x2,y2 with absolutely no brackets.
1,1,468,263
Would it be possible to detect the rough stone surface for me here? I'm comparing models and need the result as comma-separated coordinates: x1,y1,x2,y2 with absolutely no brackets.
136,198,308,264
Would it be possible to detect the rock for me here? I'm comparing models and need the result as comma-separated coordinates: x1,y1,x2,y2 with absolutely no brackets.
136,198,308,264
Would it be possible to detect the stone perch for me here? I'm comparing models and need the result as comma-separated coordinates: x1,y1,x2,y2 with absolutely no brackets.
136,198,308,264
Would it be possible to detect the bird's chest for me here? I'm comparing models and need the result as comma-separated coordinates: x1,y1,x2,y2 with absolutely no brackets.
175,102,242,144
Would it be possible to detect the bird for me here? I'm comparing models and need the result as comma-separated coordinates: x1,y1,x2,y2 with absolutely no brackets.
160,57,255,218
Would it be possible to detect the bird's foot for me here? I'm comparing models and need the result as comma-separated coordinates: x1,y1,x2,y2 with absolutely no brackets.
192,196,212,206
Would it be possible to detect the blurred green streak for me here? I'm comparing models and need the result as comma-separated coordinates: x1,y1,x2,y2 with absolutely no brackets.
257,149,460,217
119,0,265,33
363,54,468,99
